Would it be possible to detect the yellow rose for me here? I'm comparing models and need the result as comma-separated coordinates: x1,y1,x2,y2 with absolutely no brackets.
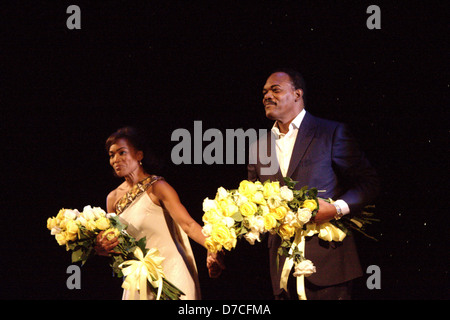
95,217,110,230
205,237,222,253
218,199,238,217
259,204,270,215
222,229,237,251
65,220,80,238
251,191,266,205
55,232,67,246
59,218,68,230
279,223,296,240
85,220,97,232
267,195,283,209
271,205,288,220
302,199,317,211
238,180,258,198
47,217,57,230
202,198,218,212
254,181,263,191
56,208,66,221
209,224,237,251
263,214,277,231
203,208,223,224
102,227,120,241
211,224,232,245
263,181,280,198
240,201,257,217
65,232,77,242
215,187,230,201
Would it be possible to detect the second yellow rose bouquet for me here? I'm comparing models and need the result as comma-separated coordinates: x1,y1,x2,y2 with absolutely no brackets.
47,205,184,300
202,178,378,281
202,179,320,254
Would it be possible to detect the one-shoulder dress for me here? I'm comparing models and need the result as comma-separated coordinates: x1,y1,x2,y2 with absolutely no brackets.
115,176,201,300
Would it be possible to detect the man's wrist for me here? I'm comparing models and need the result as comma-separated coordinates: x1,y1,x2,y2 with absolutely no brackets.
332,200,350,220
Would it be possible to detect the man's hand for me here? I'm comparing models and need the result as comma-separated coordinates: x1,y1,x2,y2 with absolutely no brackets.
313,199,338,224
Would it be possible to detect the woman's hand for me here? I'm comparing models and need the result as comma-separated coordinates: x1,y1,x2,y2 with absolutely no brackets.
94,230,119,256
207,251,225,278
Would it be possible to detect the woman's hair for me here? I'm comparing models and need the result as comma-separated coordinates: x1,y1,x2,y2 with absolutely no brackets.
105,126,161,175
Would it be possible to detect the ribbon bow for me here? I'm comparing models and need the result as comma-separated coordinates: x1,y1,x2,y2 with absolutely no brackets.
280,223,347,300
119,247,166,300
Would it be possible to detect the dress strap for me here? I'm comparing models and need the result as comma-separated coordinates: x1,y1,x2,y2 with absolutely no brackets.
115,175,165,214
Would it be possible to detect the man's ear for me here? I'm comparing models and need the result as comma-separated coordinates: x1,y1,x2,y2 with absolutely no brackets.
295,88,303,101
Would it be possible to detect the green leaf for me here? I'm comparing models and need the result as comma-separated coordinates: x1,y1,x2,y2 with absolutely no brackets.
231,210,243,222
283,177,298,189
66,242,78,250
307,187,318,198
236,226,248,237
71,248,83,263
136,236,148,255
80,247,94,265
110,215,127,231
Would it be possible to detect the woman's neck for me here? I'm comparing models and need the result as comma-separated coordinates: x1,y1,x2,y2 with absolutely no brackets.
124,169,149,187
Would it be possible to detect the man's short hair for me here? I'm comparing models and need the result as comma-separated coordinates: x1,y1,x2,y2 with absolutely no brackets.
270,67,307,97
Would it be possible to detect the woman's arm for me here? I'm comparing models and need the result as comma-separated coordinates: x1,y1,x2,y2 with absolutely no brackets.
151,181,225,277
151,180,207,248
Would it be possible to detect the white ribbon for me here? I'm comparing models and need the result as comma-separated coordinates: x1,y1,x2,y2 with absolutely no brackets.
119,247,166,300
280,223,347,300
280,231,307,300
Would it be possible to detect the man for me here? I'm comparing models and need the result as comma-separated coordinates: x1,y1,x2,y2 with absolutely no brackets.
247,68,379,299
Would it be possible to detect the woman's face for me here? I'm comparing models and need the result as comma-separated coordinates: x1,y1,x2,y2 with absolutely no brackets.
108,138,143,177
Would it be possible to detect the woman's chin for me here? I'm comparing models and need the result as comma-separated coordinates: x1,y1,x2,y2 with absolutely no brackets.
114,170,126,177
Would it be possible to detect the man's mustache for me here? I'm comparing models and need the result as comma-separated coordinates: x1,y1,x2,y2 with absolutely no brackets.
264,100,277,106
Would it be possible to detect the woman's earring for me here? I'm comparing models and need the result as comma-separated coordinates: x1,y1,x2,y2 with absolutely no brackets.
139,161,143,166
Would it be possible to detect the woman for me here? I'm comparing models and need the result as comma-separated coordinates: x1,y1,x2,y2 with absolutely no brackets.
96,127,223,300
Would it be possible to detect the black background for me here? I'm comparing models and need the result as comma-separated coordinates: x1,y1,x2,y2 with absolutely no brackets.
1,1,448,300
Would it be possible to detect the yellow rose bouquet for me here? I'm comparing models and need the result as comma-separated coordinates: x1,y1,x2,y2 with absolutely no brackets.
201,179,322,256
201,178,378,298
47,205,184,300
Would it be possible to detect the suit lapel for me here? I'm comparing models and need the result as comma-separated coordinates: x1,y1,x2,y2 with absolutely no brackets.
286,112,317,178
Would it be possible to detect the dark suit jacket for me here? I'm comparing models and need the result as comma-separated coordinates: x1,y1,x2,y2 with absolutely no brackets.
247,111,379,295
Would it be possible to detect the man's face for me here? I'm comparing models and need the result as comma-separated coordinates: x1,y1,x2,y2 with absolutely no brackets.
262,72,301,122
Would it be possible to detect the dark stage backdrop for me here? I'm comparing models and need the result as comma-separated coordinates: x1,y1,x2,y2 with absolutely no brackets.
1,1,448,300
